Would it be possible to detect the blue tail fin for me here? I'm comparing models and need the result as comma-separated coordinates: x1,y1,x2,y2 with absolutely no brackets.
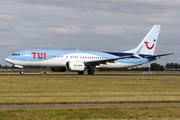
124,25,161,55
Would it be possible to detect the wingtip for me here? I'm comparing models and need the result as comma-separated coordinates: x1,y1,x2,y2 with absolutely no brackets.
154,24,161,27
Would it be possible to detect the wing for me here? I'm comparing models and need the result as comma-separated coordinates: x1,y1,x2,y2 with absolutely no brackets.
84,55,133,66
84,53,174,66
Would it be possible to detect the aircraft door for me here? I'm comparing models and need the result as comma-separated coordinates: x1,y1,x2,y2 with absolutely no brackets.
26,51,31,60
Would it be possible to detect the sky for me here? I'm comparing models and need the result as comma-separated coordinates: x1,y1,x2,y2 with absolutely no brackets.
0,0,180,66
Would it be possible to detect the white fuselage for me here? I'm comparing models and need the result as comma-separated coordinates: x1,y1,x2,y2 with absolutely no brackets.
5,50,156,70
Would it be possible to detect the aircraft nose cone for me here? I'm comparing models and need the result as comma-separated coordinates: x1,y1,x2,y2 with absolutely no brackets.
5,58,12,64
5,58,9,62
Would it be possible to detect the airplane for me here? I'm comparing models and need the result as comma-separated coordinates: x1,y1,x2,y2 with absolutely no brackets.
5,25,173,75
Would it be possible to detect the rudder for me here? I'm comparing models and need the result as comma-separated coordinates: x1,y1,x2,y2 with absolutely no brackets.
124,25,161,55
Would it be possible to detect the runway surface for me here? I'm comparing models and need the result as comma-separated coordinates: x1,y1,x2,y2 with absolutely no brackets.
0,74,180,77
1,103,180,109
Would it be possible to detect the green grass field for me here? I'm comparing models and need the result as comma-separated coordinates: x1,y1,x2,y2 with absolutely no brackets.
0,76,180,105
1,76,180,119
1,106,180,120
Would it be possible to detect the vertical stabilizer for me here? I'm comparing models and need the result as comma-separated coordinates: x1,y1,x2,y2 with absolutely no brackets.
124,25,161,55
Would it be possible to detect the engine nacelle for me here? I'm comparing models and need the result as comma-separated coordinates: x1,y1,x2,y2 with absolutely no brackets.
66,61,85,71
51,67,66,72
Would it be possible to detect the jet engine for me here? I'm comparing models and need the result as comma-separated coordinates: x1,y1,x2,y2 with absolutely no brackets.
66,61,85,71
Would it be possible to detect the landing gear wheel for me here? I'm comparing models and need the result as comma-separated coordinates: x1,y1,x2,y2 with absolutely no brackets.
88,70,94,75
20,71,24,75
78,71,84,75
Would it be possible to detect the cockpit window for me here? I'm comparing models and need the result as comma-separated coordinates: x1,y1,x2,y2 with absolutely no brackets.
12,53,20,56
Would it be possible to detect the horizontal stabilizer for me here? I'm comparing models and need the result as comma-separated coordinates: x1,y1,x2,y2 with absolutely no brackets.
144,53,174,58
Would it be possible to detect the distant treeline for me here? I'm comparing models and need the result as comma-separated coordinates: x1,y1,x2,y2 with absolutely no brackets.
0,63,179,71
0,65,12,68
132,63,165,71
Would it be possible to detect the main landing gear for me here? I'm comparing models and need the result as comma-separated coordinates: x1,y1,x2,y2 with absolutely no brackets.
88,69,94,75
78,71,84,75
77,70,94,75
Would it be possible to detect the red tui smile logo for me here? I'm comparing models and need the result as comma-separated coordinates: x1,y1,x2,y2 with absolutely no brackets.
144,39,156,50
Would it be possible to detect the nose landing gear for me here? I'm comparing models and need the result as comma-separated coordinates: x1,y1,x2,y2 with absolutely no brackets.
20,71,24,75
